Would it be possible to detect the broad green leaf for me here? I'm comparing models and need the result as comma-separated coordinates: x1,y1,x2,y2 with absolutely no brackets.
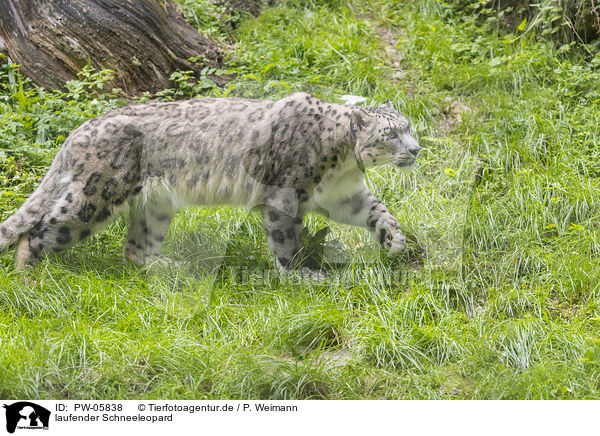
243,74,261,81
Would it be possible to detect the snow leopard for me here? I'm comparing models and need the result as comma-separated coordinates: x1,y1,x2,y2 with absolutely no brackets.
0,93,420,276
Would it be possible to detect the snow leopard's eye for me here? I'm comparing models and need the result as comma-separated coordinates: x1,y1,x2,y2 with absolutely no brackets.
387,130,398,139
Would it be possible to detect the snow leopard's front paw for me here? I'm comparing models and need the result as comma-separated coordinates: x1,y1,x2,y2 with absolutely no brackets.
388,231,407,255
377,219,407,254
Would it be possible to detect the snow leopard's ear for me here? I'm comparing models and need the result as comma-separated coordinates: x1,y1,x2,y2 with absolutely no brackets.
350,108,368,141
382,100,394,109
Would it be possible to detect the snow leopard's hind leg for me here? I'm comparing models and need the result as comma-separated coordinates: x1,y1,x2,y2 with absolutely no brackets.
14,185,118,270
123,195,174,265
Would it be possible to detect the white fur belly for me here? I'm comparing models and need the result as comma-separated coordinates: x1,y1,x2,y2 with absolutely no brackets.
141,171,265,210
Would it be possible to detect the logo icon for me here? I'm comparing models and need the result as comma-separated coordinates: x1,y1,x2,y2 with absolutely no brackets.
2,402,50,434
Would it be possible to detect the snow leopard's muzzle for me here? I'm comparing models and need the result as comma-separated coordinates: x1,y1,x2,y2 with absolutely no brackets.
395,134,420,168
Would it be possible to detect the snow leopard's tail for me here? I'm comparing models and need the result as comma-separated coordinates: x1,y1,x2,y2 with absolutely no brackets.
0,174,58,254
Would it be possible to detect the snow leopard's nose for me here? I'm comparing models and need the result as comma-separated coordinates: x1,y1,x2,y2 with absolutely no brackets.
406,136,420,157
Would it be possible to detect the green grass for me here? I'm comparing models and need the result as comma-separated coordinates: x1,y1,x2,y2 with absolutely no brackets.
1,0,600,399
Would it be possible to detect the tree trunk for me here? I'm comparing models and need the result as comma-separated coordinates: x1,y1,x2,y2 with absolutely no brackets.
0,0,227,95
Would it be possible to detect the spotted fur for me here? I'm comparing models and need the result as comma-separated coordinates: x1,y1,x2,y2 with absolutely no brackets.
0,93,419,274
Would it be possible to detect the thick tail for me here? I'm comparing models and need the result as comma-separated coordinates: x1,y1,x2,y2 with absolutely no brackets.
0,183,57,253
0,213,30,252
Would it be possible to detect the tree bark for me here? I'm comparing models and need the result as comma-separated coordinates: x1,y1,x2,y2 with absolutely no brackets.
0,0,227,95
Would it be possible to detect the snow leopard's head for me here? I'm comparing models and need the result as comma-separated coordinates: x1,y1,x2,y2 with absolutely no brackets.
349,101,419,170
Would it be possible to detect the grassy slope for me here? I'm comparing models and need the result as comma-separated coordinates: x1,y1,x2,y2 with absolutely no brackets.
1,0,599,399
